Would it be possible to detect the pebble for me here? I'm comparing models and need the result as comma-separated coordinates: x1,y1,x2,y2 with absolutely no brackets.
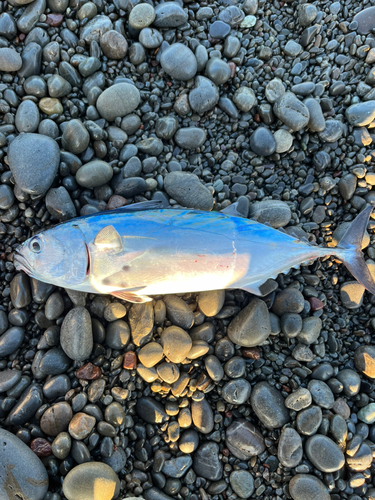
129,3,155,29
40,402,72,436
278,427,303,468
136,397,168,424
205,355,224,382
205,58,231,85
163,295,194,330
154,2,187,28
227,298,271,347
174,127,207,149
7,383,43,425
249,127,276,156
7,133,60,196
233,86,257,111
308,379,334,409
289,474,330,500
96,83,140,122
15,100,40,133
189,76,219,114
225,419,266,459
128,302,154,346
222,378,251,405
0,369,21,392
0,47,22,71
164,172,213,210
305,434,345,472
100,30,128,60
229,470,255,498
62,119,90,155
249,200,291,228
60,306,93,361
0,326,25,357
357,403,375,424
354,345,375,378
162,456,192,478
62,462,120,500
346,101,375,126
160,43,197,81
197,290,225,317
336,368,361,397
193,442,222,480
274,92,310,131
296,316,322,344
0,428,49,500
191,397,214,434
285,387,312,411
76,160,113,188
250,381,290,429
274,129,293,153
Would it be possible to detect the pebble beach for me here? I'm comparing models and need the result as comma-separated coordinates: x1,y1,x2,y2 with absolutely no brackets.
1,0,375,499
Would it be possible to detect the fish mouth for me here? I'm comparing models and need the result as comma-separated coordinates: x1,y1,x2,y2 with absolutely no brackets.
13,248,33,275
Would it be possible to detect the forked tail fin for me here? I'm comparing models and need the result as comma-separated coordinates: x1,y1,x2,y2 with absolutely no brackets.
334,205,375,295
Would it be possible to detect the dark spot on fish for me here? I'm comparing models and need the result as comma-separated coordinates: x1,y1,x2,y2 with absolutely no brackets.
85,243,90,275
122,265,130,271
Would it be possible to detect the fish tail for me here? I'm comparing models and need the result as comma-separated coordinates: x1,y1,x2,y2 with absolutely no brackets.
334,205,375,294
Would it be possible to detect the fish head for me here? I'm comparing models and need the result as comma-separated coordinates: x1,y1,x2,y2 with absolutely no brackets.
14,224,88,287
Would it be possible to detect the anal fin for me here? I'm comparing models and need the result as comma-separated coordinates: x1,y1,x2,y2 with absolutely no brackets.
111,290,152,303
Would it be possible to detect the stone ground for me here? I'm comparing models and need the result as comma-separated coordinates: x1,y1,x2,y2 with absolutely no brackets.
1,0,375,499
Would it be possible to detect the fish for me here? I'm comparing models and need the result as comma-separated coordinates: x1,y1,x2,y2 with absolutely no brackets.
13,200,375,303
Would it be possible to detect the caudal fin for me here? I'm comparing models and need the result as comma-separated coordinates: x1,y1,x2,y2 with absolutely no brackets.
335,205,375,295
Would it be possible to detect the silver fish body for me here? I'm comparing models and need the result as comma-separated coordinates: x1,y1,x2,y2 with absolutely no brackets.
14,204,375,302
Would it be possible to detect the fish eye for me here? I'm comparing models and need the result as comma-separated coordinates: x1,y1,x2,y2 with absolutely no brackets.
30,237,42,253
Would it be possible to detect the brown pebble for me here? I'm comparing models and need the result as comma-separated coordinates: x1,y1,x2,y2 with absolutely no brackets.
242,347,261,360
123,351,137,369
228,61,236,78
76,362,102,380
106,195,127,210
31,438,52,457
308,297,324,311
46,13,64,26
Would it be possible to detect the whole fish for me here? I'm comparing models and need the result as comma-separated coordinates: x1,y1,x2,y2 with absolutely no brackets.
13,201,375,303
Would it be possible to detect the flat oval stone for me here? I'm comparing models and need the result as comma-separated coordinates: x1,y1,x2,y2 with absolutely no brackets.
60,307,93,361
225,418,265,459
62,119,90,155
273,92,310,131
160,43,197,81
250,381,290,429
191,397,214,434
15,100,40,133
68,412,96,440
80,15,113,43
0,47,22,71
129,3,155,29
249,127,276,156
205,57,231,85
138,342,163,368
76,160,113,188
0,428,49,500
96,83,140,122
7,133,60,196
308,379,334,409
174,127,207,149
229,470,254,499
289,474,330,500
346,101,375,127
160,326,192,363
154,2,187,27
197,290,225,317
63,462,120,500
305,434,345,472
296,405,322,435
0,326,25,357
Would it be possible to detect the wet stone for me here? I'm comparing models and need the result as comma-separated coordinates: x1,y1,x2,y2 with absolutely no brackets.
160,43,197,81
100,30,128,60
189,76,219,114
250,381,289,429
305,434,345,472
274,92,310,131
191,397,214,434
60,307,93,361
0,326,25,357
69,412,96,440
96,83,140,122
285,388,312,411
7,383,43,425
205,355,224,382
0,369,22,393
40,402,72,436
278,427,303,468
129,3,155,29
249,200,291,229
43,374,70,399
225,419,265,459
164,171,213,210
80,15,113,43
289,474,330,500
249,127,276,156
229,470,255,499
162,455,192,478
135,397,168,424
163,295,194,330
354,345,375,378
227,298,271,347
193,442,222,480
205,58,231,86
0,428,49,500
10,273,32,309
15,100,40,133
63,462,120,500
154,2,187,28
222,379,251,405
336,369,361,397
45,187,77,221
8,133,60,196
128,302,154,346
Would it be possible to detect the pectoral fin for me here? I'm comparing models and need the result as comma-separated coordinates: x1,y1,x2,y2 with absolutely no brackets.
111,290,152,303
94,226,123,251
